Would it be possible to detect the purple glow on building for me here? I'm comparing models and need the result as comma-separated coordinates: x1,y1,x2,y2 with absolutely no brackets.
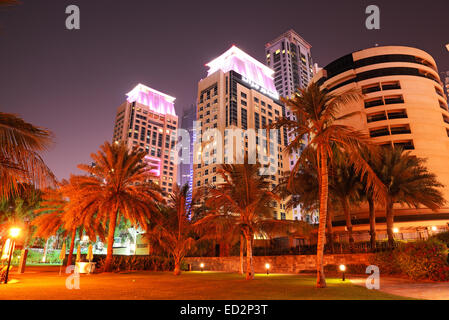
127,84,177,116
206,46,279,100
144,155,162,177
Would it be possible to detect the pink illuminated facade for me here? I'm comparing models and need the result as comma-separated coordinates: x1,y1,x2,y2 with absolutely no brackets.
206,46,279,100
113,84,178,193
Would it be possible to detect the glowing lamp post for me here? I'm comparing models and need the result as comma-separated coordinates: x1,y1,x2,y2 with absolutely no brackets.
200,263,205,272
4,227,20,284
265,263,270,275
339,264,346,281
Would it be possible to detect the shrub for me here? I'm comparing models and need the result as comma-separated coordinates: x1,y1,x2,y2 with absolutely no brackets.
370,250,402,275
94,255,174,272
431,231,449,249
395,239,449,281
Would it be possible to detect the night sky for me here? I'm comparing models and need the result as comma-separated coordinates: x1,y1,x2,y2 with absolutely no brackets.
0,0,448,180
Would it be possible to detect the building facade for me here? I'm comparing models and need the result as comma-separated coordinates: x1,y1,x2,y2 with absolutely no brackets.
265,29,315,221
313,46,449,240
112,84,178,193
193,46,292,220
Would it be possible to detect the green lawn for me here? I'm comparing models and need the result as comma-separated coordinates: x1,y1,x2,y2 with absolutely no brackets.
0,268,411,300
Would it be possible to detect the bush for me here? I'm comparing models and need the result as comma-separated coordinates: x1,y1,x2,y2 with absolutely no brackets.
431,231,449,249
369,250,401,275
94,255,174,272
396,239,449,281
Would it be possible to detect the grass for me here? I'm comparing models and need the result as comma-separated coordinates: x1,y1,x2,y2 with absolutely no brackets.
0,267,411,300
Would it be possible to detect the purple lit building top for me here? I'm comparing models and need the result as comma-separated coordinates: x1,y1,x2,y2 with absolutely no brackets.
206,46,278,99
126,83,177,116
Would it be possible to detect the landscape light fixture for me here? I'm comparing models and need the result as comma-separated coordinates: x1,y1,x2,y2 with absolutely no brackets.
431,226,437,232
4,227,21,284
339,264,346,281
265,263,270,275
393,228,399,234
200,263,204,272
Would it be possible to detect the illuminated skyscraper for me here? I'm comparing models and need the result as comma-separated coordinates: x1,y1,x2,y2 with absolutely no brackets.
194,46,291,220
265,29,315,221
112,84,178,193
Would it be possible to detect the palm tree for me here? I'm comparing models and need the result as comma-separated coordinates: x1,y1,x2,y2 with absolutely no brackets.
329,160,363,249
147,184,203,276
68,141,163,272
0,112,55,199
271,83,385,288
196,161,310,280
374,147,445,247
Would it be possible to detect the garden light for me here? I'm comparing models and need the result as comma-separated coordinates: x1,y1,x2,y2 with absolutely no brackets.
431,226,437,232
340,265,346,281
200,263,204,272
393,228,399,234
9,227,20,238
265,263,270,275
4,227,20,284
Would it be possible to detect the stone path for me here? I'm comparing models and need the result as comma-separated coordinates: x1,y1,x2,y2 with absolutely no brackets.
350,276,449,300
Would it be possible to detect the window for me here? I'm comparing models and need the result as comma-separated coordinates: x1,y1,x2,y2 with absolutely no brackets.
382,81,401,90
394,140,415,150
370,127,389,138
362,83,381,94
384,95,404,105
443,115,449,125
367,112,387,123
364,98,384,108
390,125,411,135
241,92,247,99
387,109,407,120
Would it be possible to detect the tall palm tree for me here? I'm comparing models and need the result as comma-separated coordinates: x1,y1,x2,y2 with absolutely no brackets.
374,147,445,246
147,184,204,276
0,112,55,199
271,83,385,288
196,162,310,280
68,141,163,272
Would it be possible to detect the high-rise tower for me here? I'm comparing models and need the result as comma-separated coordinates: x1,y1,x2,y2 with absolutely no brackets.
265,29,315,221
112,84,178,193
193,46,291,220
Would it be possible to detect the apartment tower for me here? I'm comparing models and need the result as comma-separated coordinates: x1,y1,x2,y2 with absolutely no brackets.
112,84,178,193
265,29,314,221
193,46,291,220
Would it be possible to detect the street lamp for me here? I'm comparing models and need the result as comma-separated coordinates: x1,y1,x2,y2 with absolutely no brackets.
4,227,20,284
265,263,270,275
200,263,205,272
339,264,346,281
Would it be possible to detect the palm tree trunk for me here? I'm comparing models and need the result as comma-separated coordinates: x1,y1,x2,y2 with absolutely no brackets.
316,147,328,288
239,234,244,275
42,238,50,263
386,198,395,248
104,209,119,272
174,256,181,276
326,207,334,254
244,231,254,280
67,229,76,267
368,196,376,251
342,198,354,251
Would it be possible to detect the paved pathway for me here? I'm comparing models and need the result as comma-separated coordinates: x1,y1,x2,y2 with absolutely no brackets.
350,276,449,300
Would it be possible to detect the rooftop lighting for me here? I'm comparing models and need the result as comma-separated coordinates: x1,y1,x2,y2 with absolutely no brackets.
126,84,177,117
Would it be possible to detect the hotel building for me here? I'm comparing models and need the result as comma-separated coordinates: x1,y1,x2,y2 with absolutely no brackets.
112,84,178,193
265,29,315,222
193,46,291,220
313,46,449,240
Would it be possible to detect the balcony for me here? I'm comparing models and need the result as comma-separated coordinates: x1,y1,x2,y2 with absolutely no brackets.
390,126,411,135
367,113,387,123
388,110,408,120
384,96,404,105
364,99,384,108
